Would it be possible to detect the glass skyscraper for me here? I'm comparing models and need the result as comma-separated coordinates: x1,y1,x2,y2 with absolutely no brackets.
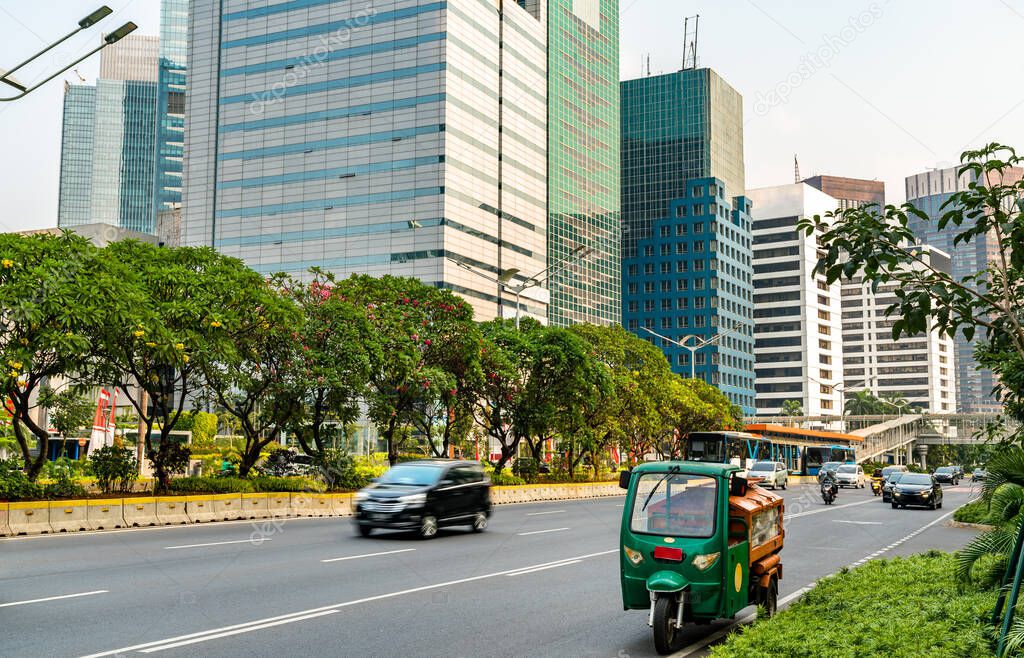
155,0,188,216
57,35,160,234
620,67,752,413
546,0,620,327
621,68,744,259
183,0,550,323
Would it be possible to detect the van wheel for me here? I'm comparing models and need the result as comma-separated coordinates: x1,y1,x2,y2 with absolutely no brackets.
356,524,373,538
471,511,487,533
419,515,438,539
781,480,787,490
652,595,683,655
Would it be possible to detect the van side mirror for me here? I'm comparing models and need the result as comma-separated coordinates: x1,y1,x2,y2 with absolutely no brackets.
730,475,748,497
618,470,632,490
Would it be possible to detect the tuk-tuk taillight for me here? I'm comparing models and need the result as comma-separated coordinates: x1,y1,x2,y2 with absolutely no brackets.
653,546,684,562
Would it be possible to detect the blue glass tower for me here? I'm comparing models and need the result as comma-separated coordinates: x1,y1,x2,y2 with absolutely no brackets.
155,0,187,216
57,85,97,228
622,177,755,414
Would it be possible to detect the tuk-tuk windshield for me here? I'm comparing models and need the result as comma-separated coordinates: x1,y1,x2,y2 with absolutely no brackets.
629,472,716,538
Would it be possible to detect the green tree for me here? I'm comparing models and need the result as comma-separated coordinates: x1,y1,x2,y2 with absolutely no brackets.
666,378,743,459
802,143,1024,439
282,270,372,461
335,275,476,465
781,399,804,422
95,242,270,490
39,386,94,449
844,389,882,416
190,411,219,446
0,232,133,479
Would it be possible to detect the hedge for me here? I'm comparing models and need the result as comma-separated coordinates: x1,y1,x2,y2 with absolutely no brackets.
953,500,991,525
167,476,325,495
710,552,995,658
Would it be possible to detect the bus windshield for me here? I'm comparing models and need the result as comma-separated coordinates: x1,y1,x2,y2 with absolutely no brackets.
630,472,717,538
686,434,727,463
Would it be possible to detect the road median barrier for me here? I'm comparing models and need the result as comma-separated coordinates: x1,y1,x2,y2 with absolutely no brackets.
290,492,315,517
0,502,10,536
156,497,190,525
241,493,270,519
267,493,292,518
213,493,243,521
331,493,352,517
86,499,124,530
123,497,158,527
186,495,217,522
49,500,89,532
9,501,53,534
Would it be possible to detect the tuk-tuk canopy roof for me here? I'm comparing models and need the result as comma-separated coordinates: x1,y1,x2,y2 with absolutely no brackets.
631,461,741,478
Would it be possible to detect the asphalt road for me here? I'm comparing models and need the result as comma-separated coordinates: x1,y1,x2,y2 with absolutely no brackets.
2,481,981,658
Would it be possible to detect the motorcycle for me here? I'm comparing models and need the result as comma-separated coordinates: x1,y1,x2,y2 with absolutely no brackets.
870,479,883,496
821,480,838,505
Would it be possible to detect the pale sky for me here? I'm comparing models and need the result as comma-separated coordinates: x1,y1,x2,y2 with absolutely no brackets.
1,0,1023,233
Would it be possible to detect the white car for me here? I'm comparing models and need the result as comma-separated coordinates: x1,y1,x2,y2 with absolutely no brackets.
835,464,865,488
748,461,788,490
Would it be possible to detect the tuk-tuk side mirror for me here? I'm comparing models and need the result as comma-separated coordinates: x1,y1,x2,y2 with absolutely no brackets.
618,469,632,490
729,475,748,497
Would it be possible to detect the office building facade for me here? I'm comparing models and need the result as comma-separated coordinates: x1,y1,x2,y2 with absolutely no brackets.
621,68,744,259
749,183,844,417
184,0,549,323
802,175,884,212
622,177,756,414
546,0,620,326
841,246,956,413
155,0,188,216
57,35,160,234
905,165,1024,412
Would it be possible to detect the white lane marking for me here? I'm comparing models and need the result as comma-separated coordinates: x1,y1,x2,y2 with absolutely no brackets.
139,610,340,653
832,520,883,525
671,587,811,657
526,510,566,516
505,560,582,577
80,549,618,657
517,527,570,536
0,590,108,609
320,548,416,563
164,539,268,550
786,497,877,519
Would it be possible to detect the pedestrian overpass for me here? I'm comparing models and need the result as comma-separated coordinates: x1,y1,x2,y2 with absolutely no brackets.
743,413,1015,466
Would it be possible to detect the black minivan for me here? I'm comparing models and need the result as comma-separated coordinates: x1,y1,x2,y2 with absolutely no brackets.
353,460,491,539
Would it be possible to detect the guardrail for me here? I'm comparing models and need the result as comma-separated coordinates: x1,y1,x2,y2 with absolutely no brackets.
0,482,626,537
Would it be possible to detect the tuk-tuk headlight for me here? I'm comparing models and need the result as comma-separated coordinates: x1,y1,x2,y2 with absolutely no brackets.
692,552,721,571
623,545,644,566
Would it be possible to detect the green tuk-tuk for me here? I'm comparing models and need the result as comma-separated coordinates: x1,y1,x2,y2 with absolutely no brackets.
618,461,785,654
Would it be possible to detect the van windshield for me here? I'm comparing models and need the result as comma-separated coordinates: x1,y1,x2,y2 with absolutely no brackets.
378,464,444,487
630,473,716,538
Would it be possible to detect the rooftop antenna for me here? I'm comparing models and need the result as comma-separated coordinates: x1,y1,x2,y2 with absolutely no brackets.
646,54,650,76
794,154,801,183
682,15,699,70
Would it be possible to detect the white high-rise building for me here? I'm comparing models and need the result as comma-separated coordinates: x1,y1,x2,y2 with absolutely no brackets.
748,183,844,417
840,245,957,413
184,0,549,322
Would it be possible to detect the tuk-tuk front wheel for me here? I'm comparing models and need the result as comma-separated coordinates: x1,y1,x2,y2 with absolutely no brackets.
652,595,684,655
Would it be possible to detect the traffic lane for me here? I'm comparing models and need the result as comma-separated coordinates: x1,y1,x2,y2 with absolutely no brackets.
10,500,626,657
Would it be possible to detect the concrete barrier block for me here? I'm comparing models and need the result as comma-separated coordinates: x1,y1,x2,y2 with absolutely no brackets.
186,496,217,522
9,501,53,534
156,497,190,525
86,499,124,530
331,493,353,517
241,493,270,519
0,502,10,536
123,497,158,527
213,494,243,521
290,492,314,517
267,493,292,518
308,493,333,517
49,500,89,532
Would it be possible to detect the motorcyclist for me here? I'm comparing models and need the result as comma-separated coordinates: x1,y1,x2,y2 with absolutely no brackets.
820,469,838,501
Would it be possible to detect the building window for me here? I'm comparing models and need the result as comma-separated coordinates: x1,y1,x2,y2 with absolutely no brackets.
644,300,654,311
676,223,687,235
627,319,638,329
692,186,704,197
695,353,706,365
644,246,654,257
677,317,688,328
817,280,829,291
695,297,705,309
819,324,831,335
661,262,671,274
661,299,671,311
677,279,688,291
821,399,834,410
818,309,831,320
693,204,704,215
694,260,705,271
661,281,671,292
695,223,704,234
694,316,706,328
661,317,671,329
695,278,705,290
818,295,828,305
677,298,688,309
627,283,637,294
677,261,688,273
644,282,654,293
819,339,831,350
644,263,654,275
676,206,687,218
628,265,638,277
677,242,688,254
660,244,671,256
678,353,689,365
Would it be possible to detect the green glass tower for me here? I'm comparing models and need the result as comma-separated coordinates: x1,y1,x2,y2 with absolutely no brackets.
546,0,621,326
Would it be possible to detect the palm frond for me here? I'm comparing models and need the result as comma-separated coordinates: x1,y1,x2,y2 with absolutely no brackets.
992,484,1024,523
982,449,1024,503
955,525,1017,583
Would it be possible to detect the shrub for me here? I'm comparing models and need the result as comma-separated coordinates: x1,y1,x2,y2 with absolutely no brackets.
709,552,994,658
0,458,43,501
167,476,254,494
89,445,138,494
512,458,540,482
489,471,526,486
250,476,325,493
953,500,991,525
43,458,86,498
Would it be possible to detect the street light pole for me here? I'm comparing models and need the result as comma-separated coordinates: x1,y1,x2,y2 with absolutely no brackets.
1,11,137,103
641,322,744,381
